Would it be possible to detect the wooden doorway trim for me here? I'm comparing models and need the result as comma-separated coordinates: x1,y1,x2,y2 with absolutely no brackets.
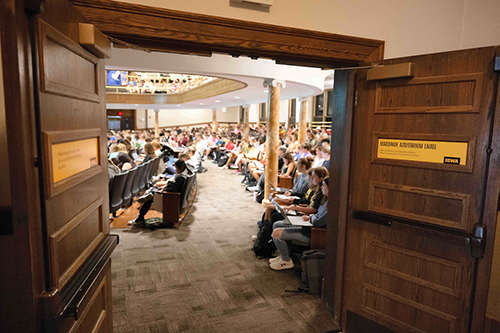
70,0,384,68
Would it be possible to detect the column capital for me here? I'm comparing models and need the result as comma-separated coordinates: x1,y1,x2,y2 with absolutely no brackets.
263,79,286,89
153,109,160,113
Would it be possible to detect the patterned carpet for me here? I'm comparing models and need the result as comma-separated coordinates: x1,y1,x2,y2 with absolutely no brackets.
110,160,339,332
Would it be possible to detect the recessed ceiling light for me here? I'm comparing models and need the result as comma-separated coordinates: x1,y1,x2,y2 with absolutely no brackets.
264,90,268,93
177,104,181,106
200,103,204,105
135,104,139,106
215,100,220,102
235,96,240,99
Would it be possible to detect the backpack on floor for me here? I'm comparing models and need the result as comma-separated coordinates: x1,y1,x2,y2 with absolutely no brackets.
300,249,326,294
252,220,275,258
218,155,228,167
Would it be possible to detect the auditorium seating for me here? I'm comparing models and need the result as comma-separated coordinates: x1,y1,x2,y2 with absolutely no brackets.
108,155,197,228
131,162,147,197
109,171,129,217
138,160,152,192
153,172,197,227
121,167,138,207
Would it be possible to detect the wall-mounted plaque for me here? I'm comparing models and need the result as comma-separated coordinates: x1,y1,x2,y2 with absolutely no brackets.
44,129,102,198
377,139,468,165
52,138,99,183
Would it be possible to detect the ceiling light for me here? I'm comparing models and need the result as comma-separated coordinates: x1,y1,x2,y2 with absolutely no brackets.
264,90,268,93
200,103,204,105
135,104,139,106
177,104,181,106
215,100,220,102
235,96,240,99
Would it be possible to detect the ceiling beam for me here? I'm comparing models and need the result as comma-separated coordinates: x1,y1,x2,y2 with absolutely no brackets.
70,0,384,68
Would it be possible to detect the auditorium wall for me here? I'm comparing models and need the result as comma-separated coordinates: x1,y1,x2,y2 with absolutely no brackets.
0,36,11,206
134,100,299,129
116,0,500,59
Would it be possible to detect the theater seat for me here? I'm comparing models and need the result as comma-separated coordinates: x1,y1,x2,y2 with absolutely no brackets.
291,227,327,250
131,163,146,198
121,167,138,207
109,171,128,217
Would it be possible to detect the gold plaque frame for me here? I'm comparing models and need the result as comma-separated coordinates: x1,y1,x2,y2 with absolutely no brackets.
44,128,102,198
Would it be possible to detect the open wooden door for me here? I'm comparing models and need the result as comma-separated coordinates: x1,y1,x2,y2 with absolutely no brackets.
341,47,500,332
33,1,117,332
0,0,116,332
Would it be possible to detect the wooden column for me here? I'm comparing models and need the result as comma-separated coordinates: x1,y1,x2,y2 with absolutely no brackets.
298,99,308,144
212,109,218,133
263,80,285,206
154,109,159,138
243,105,250,142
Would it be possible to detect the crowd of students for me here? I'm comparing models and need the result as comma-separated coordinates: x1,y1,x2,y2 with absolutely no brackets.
108,122,331,270
211,124,331,271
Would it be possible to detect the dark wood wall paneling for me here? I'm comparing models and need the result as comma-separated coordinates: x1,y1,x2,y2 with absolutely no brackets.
69,0,384,68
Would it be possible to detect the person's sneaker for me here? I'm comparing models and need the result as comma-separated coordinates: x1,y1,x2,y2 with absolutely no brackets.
137,192,153,203
251,235,258,241
128,217,145,225
269,256,281,264
230,164,238,169
247,185,260,192
270,258,294,270
220,165,228,170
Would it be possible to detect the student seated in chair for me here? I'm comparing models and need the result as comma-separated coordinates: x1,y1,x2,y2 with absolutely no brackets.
269,177,329,270
129,160,188,226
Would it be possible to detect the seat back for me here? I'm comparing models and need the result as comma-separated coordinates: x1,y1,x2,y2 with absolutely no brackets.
109,171,128,214
138,160,151,192
145,158,156,182
121,167,137,204
151,157,161,178
131,163,146,197
180,173,196,212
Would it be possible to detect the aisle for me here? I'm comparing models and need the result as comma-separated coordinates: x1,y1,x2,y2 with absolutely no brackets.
110,160,339,332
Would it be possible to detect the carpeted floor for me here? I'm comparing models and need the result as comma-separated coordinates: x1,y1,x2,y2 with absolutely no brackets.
110,160,340,333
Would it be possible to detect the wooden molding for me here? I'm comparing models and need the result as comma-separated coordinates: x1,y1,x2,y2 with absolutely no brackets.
49,197,104,289
70,0,384,67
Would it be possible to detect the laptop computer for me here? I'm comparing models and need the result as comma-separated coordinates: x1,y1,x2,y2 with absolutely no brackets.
267,180,290,194
270,197,312,227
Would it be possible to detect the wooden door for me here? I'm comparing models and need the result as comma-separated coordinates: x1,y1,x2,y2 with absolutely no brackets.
342,47,500,332
31,0,116,331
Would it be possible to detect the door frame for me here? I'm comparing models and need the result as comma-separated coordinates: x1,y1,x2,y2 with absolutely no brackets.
9,0,498,332
69,0,385,68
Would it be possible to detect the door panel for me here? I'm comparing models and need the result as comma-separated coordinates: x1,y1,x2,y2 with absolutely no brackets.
343,47,499,332
36,6,109,292
30,0,115,331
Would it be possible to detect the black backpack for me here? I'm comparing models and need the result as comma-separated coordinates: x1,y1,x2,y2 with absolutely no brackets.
218,155,229,167
252,219,276,258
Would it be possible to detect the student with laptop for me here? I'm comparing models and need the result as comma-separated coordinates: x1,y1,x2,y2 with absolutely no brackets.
262,166,328,228
269,177,329,270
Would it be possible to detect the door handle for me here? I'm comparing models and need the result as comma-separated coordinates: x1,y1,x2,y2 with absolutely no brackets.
469,224,486,259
